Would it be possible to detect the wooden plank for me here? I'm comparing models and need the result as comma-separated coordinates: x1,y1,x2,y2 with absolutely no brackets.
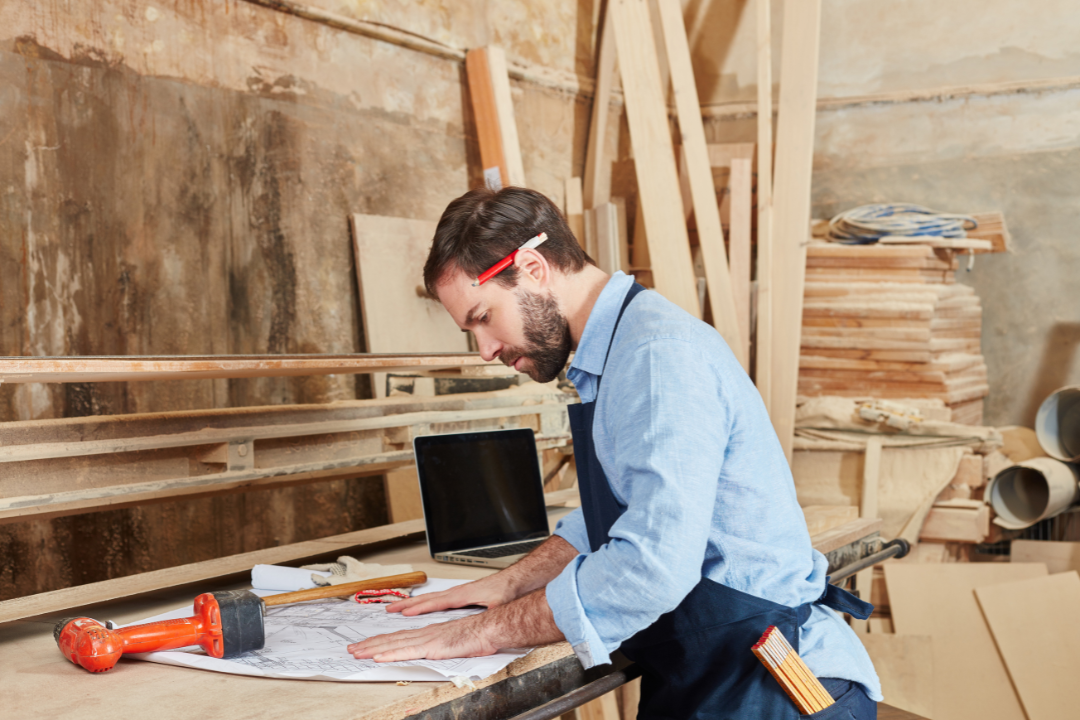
919,503,990,543
968,211,1012,253
655,0,744,364
707,142,756,168
465,47,524,189
800,505,859,536
351,214,471,399
884,562,1048,720
767,0,822,462
576,691,621,720
566,177,588,255
588,202,623,275
976,572,1080,720
852,437,882,634
1010,540,1080,573
583,6,618,209
0,391,573,522
0,519,425,624
610,0,700,318
729,156,753,363
811,517,881,555
465,47,506,190
486,46,526,188
0,353,498,384
858,635,935,719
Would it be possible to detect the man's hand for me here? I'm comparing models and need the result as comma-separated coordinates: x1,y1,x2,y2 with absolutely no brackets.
385,573,516,616
347,588,565,662
385,534,580,617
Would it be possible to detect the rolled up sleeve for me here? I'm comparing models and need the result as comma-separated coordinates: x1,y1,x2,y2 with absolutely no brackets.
553,507,590,555
546,338,732,668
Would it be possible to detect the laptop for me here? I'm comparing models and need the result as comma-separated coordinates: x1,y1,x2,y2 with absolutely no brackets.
413,428,551,569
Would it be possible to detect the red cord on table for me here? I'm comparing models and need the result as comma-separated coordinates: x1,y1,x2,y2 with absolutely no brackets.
472,232,548,287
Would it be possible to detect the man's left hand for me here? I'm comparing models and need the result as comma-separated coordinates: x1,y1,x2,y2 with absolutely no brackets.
347,613,496,662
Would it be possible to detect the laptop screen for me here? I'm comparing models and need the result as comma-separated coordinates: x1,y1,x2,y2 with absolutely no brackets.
413,428,550,555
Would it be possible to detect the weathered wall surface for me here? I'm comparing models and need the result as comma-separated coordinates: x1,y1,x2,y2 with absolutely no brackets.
700,0,1080,427
0,0,597,599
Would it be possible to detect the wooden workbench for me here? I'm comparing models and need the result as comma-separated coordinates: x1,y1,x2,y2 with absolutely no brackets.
0,509,913,720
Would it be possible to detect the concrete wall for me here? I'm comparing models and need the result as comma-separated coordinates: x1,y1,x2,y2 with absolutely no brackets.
698,0,1080,427
0,0,600,599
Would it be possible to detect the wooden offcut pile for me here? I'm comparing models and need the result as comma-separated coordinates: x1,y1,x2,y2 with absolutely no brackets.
798,243,989,424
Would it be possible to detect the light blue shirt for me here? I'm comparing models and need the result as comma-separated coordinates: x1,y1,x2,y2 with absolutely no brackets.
546,272,882,701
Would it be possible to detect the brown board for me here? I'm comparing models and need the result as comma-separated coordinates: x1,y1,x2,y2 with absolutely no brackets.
884,562,1048,720
975,571,1080,720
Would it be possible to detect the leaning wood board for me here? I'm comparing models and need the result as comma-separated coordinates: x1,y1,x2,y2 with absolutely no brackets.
610,0,700,318
884,562,1048,720
0,353,496,384
767,0,822,463
583,5,618,209
351,214,472,399
858,634,934,719
975,571,1080,720
655,0,744,364
1009,539,1080,573
465,46,525,189
754,0,775,409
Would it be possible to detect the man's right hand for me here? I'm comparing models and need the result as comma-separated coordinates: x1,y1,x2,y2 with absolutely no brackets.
385,573,518,616
385,534,580,617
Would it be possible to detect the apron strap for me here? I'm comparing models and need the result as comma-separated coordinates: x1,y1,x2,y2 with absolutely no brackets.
815,580,874,621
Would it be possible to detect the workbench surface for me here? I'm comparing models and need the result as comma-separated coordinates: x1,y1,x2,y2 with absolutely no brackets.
0,512,584,720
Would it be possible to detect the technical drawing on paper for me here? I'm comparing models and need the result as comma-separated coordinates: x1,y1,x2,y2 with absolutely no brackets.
127,581,532,682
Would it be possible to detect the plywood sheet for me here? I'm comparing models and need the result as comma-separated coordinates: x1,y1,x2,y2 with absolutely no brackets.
975,571,1080,720
884,562,1048,720
350,214,471,398
1010,540,1080,573
859,634,934,719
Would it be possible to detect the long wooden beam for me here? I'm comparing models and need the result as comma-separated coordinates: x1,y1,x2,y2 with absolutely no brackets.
767,0,822,463
0,389,573,522
0,353,503,384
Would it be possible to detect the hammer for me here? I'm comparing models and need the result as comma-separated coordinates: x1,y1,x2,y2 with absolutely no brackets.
55,571,427,673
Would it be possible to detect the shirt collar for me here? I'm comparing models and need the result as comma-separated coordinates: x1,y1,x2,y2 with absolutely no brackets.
568,271,635,378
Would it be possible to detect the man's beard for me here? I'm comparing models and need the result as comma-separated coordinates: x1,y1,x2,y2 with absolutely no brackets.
502,289,572,383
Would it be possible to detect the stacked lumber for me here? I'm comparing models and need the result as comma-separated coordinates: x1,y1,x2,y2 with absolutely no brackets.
798,243,989,424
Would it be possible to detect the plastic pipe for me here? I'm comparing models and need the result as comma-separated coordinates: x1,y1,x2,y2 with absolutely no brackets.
987,457,1080,530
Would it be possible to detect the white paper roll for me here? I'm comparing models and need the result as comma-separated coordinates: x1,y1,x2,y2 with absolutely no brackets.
251,564,330,591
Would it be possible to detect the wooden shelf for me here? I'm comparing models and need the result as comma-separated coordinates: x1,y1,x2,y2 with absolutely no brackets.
0,353,503,384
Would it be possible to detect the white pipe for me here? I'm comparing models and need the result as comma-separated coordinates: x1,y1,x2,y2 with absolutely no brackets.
1035,385,1080,461
988,457,1080,530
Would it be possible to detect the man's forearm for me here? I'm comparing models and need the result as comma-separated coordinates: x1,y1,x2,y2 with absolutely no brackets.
484,586,566,649
498,534,580,597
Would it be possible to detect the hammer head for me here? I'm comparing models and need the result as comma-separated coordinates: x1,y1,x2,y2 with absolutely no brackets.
209,590,266,658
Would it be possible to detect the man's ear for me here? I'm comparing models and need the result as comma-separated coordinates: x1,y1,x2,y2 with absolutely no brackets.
513,248,550,290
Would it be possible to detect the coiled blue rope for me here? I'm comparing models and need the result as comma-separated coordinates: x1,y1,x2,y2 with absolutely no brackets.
826,204,978,244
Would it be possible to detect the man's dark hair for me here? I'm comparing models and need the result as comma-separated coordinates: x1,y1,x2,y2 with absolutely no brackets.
423,186,592,297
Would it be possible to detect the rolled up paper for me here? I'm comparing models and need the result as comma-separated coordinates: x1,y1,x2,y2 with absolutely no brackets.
252,564,331,591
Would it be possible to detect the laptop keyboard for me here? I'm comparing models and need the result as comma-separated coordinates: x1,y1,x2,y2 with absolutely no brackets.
458,539,545,559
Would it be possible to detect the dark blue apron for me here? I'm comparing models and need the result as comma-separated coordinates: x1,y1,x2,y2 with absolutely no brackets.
568,283,874,720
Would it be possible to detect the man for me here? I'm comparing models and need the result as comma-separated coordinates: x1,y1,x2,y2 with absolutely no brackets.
348,187,881,719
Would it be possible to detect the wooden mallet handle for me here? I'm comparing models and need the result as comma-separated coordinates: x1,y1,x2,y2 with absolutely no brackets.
261,571,428,607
